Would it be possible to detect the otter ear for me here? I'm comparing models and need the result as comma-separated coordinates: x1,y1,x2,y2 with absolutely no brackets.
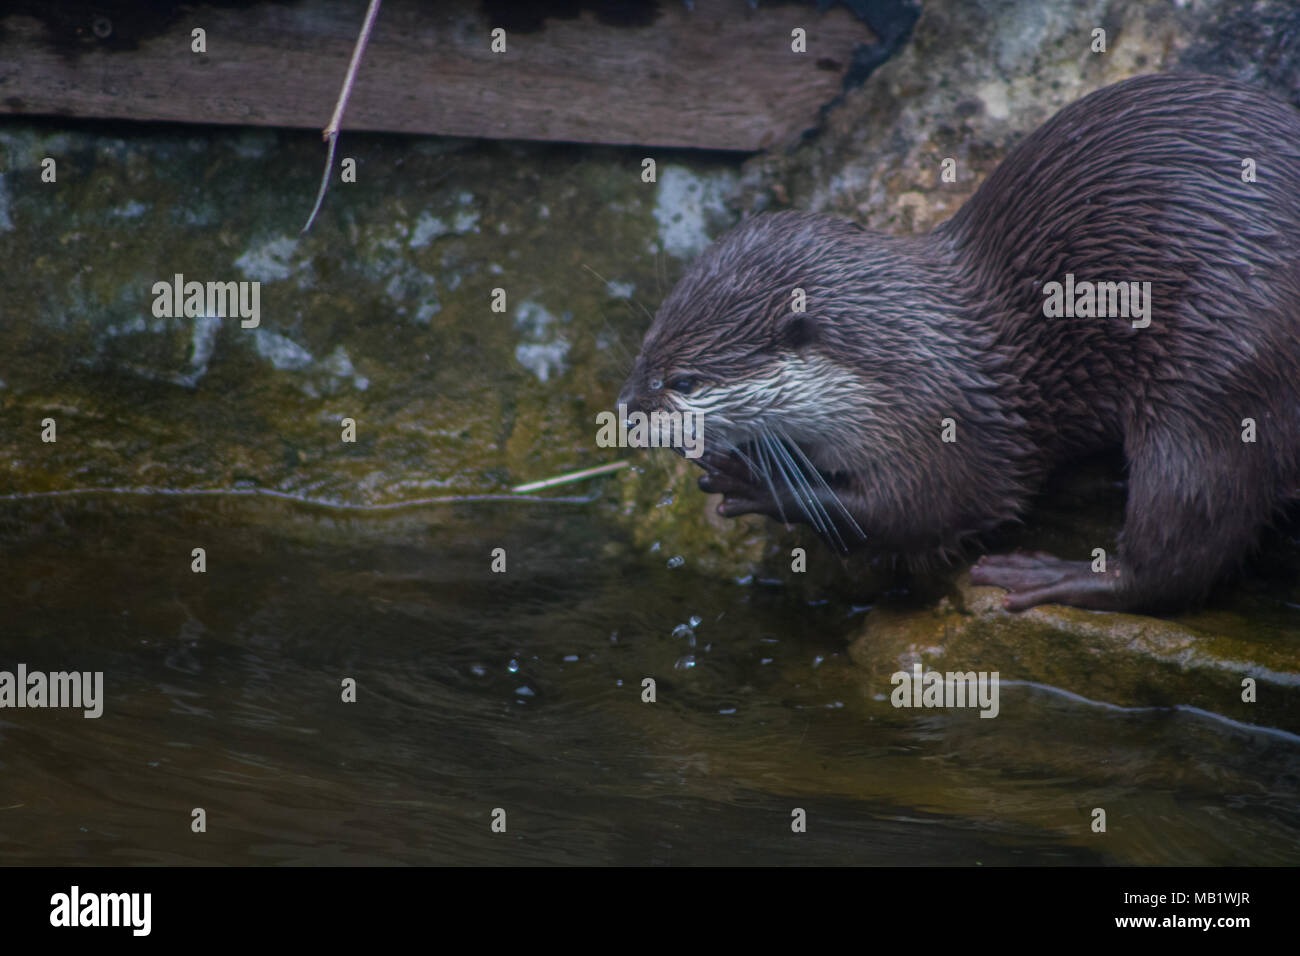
777,312,818,350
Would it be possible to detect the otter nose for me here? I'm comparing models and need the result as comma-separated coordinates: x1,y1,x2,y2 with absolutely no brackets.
616,386,640,425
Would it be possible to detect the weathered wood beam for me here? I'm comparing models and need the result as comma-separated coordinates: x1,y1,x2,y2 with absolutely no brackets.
0,0,876,150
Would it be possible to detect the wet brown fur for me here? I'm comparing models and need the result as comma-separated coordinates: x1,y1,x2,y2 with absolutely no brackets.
620,74,1300,612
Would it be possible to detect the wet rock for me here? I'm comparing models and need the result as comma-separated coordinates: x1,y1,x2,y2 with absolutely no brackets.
849,573,1300,735
735,0,1300,231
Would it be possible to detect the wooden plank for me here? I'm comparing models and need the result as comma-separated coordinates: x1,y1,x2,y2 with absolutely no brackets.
0,0,876,150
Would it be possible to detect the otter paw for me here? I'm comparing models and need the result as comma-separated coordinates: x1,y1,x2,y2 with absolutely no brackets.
695,448,754,480
698,469,755,496
700,473,779,519
697,449,762,497
716,495,776,518
971,552,1121,612
695,452,781,519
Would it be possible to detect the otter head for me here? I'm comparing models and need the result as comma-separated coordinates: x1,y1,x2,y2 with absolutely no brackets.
617,210,1026,554
617,211,895,474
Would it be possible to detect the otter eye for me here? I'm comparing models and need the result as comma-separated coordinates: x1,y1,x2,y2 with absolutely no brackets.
649,378,663,391
667,375,695,394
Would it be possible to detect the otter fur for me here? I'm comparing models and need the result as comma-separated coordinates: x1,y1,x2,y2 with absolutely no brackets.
617,73,1300,613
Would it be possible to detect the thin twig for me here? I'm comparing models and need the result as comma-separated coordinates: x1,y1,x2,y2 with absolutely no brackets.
581,263,654,323
302,0,383,233
512,461,631,494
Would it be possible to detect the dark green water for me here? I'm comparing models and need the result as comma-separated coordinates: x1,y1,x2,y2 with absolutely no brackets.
1,492,1296,865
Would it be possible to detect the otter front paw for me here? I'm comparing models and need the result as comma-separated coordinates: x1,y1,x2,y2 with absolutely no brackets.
971,552,1122,612
696,450,783,520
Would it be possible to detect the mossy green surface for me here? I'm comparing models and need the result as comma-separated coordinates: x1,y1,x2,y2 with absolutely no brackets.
0,124,738,514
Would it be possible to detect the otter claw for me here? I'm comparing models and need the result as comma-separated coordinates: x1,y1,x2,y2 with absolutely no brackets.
695,449,753,481
699,471,754,495
717,495,773,518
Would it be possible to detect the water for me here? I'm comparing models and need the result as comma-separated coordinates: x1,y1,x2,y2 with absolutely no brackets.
1,492,1296,865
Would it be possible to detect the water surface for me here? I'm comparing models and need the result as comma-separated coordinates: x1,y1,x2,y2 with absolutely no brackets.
1,492,1296,865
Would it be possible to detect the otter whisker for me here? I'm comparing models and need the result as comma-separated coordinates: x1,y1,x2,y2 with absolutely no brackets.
755,431,804,530
771,432,846,548
775,437,844,550
767,429,851,552
748,433,791,526
777,427,867,544
721,434,791,524
717,437,760,479
763,428,840,546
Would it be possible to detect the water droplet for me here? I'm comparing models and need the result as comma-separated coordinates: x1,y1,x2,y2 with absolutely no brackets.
515,686,534,697
507,659,520,674
671,624,694,640
666,555,685,568
563,654,579,663
812,655,825,668
689,615,702,628
470,664,487,677
718,707,737,715
675,655,696,670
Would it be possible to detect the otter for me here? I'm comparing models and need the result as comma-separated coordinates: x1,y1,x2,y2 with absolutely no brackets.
616,73,1300,613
